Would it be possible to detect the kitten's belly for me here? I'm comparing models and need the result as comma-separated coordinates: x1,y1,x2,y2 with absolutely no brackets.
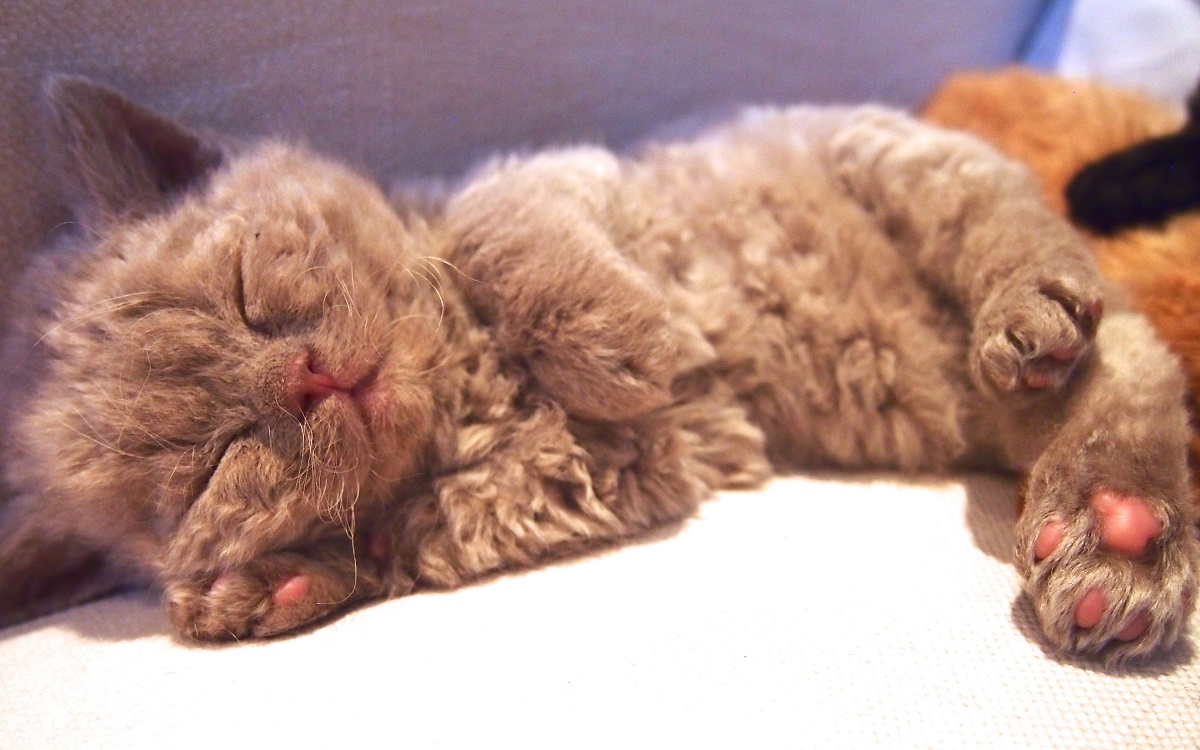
658,201,970,472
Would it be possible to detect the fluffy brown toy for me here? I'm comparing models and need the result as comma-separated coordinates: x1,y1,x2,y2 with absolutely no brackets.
924,67,1200,510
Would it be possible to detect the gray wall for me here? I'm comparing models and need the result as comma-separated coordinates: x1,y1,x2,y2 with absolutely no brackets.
0,0,1044,305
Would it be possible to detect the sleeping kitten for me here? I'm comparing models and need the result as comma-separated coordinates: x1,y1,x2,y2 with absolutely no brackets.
0,77,1195,661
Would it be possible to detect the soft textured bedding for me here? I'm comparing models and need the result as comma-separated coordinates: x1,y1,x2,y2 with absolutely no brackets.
4,475,1198,749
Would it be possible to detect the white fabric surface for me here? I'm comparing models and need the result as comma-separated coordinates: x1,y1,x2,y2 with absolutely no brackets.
4,474,1197,750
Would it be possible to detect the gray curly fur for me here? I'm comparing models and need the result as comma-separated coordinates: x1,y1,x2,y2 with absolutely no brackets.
0,78,1194,662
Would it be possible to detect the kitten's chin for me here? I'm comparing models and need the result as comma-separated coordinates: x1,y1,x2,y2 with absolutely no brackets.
351,379,435,487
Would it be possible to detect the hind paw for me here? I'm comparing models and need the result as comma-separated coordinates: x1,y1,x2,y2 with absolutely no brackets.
1020,488,1197,661
972,274,1102,394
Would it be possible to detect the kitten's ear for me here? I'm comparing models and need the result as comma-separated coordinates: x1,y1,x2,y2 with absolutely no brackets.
45,75,224,220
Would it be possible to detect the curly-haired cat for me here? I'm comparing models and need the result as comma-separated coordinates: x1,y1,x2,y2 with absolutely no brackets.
0,77,1195,661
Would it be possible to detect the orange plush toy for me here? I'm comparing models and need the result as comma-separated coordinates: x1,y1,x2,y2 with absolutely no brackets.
923,67,1200,508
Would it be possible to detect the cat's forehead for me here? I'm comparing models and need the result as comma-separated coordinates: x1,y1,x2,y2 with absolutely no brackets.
51,138,437,365
81,144,388,292
209,142,388,218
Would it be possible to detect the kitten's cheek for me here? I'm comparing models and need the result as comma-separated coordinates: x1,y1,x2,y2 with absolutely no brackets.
209,572,235,595
271,574,311,607
366,532,390,563
356,383,391,426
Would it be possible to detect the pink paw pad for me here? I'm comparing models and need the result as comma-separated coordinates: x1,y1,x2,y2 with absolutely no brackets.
1033,490,1163,637
271,575,311,607
1033,519,1066,561
1022,347,1083,389
1116,611,1150,642
1073,588,1107,629
1070,590,1149,640
1032,491,1162,563
209,572,234,595
1090,490,1161,557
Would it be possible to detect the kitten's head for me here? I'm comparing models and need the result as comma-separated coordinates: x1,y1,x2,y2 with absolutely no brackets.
8,77,452,574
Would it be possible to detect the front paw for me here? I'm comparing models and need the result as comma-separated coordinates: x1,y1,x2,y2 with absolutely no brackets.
972,273,1102,395
166,549,384,641
523,306,679,422
1018,485,1198,661
504,263,680,421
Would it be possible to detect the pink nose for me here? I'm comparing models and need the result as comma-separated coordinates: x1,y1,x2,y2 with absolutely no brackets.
283,352,348,415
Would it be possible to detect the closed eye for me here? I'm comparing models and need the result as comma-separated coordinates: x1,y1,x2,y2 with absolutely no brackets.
233,249,252,329
234,248,273,336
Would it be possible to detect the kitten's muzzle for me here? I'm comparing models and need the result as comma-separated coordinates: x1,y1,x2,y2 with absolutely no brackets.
282,351,357,417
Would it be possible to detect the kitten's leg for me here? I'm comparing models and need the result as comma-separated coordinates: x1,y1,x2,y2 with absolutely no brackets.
380,392,768,592
445,148,678,421
158,486,385,641
820,108,1197,658
0,509,131,628
815,107,1104,396
164,535,385,641
990,311,1199,661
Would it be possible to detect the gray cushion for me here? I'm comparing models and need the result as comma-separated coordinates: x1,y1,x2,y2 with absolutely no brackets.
0,0,1042,304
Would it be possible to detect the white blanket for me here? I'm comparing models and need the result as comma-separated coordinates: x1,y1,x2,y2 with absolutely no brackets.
4,1,1200,747
3,475,1197,748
